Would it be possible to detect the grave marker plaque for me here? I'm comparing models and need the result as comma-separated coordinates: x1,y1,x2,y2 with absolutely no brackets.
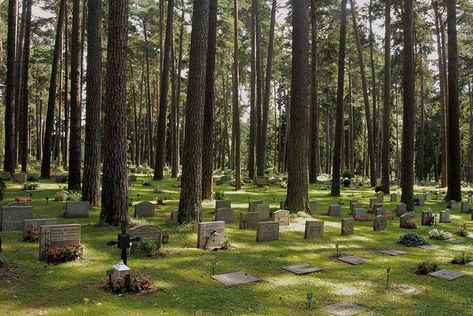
328,205,341,217
215,207,234,224
461,201,471,214
239,212,259,229
248,200,264,212
439,210,450,223
23,218,58,239
400,212,415,228
64,201,90,218
134,201,155,218
373,215,387,232
215,199,231,211
130,224,162,250
197,221,225,250
254,204,270,220
39,224,81,259
341,218,354,236
256,221,279,242
396,203,407,217
272,210,290,227
1,202,33,231
304,220,324,239
390,193,398,203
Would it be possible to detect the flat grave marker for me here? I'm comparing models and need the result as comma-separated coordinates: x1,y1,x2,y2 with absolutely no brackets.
281,264,323,275
338,256,367,265
429,270,464,281
380,249,407,256
396,284,422,295
419,244,440,250
211,272,260,286
215,207,234,224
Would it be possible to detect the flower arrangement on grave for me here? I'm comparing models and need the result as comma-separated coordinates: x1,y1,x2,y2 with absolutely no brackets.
15,196,32,202
46,245,84,264
403,219,417,229
54,190,69,201
428,229,452,240
22,183,39,191
451,252,473,265
105,272,153,294
415,261,439,275
454,224,469,237
23,226,41,242
354,214,374,222
398,232,429,247
67,191,82,201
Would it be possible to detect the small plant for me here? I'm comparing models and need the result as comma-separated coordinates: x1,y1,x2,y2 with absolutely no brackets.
403,219,417,229
27,173,40,182
153,187,164,194
221,236,232,250
67,191,82,201
54,190,69,201
106,272,153,294
398,232,428,247
428,229,452,240
451,252,473,265
45,245,83,264
415,261,439,275
342,178,351,187
23,227,40,242
213,191,225,200
454,224,469,237
142,179,152,186
23,182,39,191
134,239,159,257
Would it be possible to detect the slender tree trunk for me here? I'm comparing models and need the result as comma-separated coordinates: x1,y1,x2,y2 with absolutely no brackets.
348,63,355,174
381,0,391,193
417,50,425,181
178,0,209,224
41,0,66,178
232,0,241,190
248,3,256,179
82,0,102,206
254,0,264,176
143,20,153,167
467,79,473,183
369,0,378,178
63,12,69,169
286,0,309,212
100,0,129,226
309,0,320,183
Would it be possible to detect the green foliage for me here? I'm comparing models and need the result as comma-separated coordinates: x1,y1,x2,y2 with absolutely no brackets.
134,239,159,258
67,191,82,201
428,229,452,240
341,170,353,179
142,179,152,186
23,183,39,190
398,232,429,247
454,224,469,237
45,245,83,264
54,190,69,201
213,191,225,200
451,252,473,265
415,261,439,275
106,272,153,294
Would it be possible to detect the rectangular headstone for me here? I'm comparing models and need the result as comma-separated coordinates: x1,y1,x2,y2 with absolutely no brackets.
369,197,378,209
197,221,225,250
372,203,383,213
304,220,324,239
134,201,155,218
254,204,270,220
309,201,317,213
255,176,270,187
1,202,33,231
281,265,323,275
341,218,354,236
128,174,137,184
439,210,450,223
215,199,231,211
39,224,81,259
421,210,433,226
376,192,384,203
130,224,162,250
248,200,264,212
353,208,367,218
373,215,387,232
279,200,286,210
215,207,234,224
424,192,431,201
461,201,471,214
380,249,407,256
390,193,398,203
272,210,290,227
429,269,464,281
374,208,386,217
396,203,407,217
400,212,415,228
328,205,341,217
256,221,279,242
64,201,89,218
170,210,179,222
23,218,58,239
239,212,259,229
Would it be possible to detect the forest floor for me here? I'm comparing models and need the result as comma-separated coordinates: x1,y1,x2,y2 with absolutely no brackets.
1,170,473,315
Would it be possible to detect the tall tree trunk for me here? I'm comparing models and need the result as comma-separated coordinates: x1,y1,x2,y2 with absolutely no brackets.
100,0,129,226
41,0,66,178
202,0,218,198
381,0,391,193
254,0,264,176
348,62,355,174
401,0,415,211
369,0,378,178
331,0,347,197
232,0,241,190
154,0,175,180
286,0,309,212
468,79,473,183
248,3,256,179
68,0,82,191
143,20,153,167
177,0,209,224
349,0,376,187
63,12,69,169
309,0,320,183
445,0,461,201
417,50,425,181
82,0,102,207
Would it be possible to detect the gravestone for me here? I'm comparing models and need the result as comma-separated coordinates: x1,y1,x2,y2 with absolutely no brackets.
134,201,155,218
376,192,384,203
12,173,27,184
248,200,264,212
239,212,259,229
128,174,137,185
215,199,231,211
328,205,341,217
372,203,383,213
373,215,387,232
419,244,440,250
215,207,234,224
39,224,81,259
272,210,290,227
256,221,279,242
281,264,323,275
1,202,33,231
255,176,270,187
429,270,464,281
421,210,434,226
23,218,58,239
170,210,179,222
197,221,225,250
439,210,450,223
448,200,457,209
304,220,324,239
390,193,398,203
309,200,317,213
341,218,354,236
400,212,415,228
396,203,407,217
212,272,260,286
349,200,359,211
380,249,407,256
353,208,367,218
374,208,386,217
279,200,286,210
130,224,162,250
254,204,270,220
424,192,431,201
64,201,89,218
369,198,378,209
338,256,367,265
461,201,471,214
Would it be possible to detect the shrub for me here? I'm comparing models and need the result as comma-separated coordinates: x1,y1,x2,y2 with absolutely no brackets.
221,236,232,250
428,229,452,240
142,179,152,186
451,252,473,265
341,169,353,179
398,232,428,247
134,238,159,257
213,191,225,200
415,261,439,275
403,219,417,229
454,224,469,237
23,183,39,191
107,272,153,294
67,191,82,201
54,190,69,201
23,227,40,242
342,178,351,187
46,245,83,264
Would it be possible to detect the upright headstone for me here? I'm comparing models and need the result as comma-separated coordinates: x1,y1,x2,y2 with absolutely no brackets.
64,201,90,218
215,199,231,211
279,200,287,210
421,210,433,226
400,212,415,228
328,205,341,217
448,200,457,209
39,224,81,259
369,198,378,209
309,201,317,213
439,210,450,223
272,210,290,227
349,200,359,211
249,200,264,212
341,218,354,236
353,208,367,218
396,203,407,217
197,221,225,250
170,210,179,222
376,192,384,203
1,202,33,231
373,215,387,232
461,201,471,214
134,201,155,218
424,192,431,201
130,224,162,250
254,204,270,220
256,221,279,242
374,208,386,217
390,193,398,203
239,212,259,229
304,220,324,239
23,218,58,239
373,203,383,213
128,174,137,185
215,207,234,224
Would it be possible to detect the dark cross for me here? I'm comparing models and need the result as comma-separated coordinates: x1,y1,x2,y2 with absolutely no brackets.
106,221,140,265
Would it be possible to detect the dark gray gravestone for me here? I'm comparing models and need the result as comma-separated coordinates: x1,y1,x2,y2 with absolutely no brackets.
373,203,383,212
374,208,386,217
128,174,137,184
390,193,398,203
215,207,234,224
373,215,387,232
369,198,378,209
448,200,457,209
429,270,464,281
281,264,323,275
255,176,270,187
309,201,317,213
341,218,354,236
272,210,290,227
279,200,287,210
170,210,179,222
424,192,432,201
134,201,155,218
1,202,33,231
396,203,407,217
248,200,264,212
353,208,367,218
64,201,90,218
212,272,260,286
349,199,358,211
376,192,384,203
328,205,341,217
380,249,407,256
197,221,225,250
399,212,415,228
254,204,270,220
421,210,433,226
461,201,471,214
338,256,367,265
130,224,162,250
215,199,231,211
304,220,324,239
439,210,450,223
23,218,58,239
39,224,81,259
239,212,259,229
256,221,279,242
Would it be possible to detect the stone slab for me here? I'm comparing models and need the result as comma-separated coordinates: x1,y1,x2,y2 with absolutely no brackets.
39,224,81,259
380,249,407,256
281,264,323,275
211,272,260,286
130,224,162,250
215,207,234,224
419,244,440,250
1,202,33,231
272,210,290,227
134,201,155,218
256,221,279,242
215,199,231,211
304,220,324,239
429,270,465,281
23,218,58,239
64,201,89,218
338,256,367,265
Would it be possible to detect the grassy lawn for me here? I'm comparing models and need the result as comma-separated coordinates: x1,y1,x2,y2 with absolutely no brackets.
1,174,473,315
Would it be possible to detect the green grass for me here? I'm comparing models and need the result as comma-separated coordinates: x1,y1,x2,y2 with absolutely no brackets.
1,175,473,315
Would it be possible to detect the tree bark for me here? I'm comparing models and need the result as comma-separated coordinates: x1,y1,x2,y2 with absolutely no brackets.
381,0,391,193
309,0,320,183
232,0,241,191
254,0,264,176
248,3,256,179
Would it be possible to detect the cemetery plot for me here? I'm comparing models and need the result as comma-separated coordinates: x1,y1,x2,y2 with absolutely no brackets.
304,220,324,239
429,270,465,281
338,256,367,265
39,224,81,259
23,218,58,239
256,221,279,242
396,284,422,295
380,249,407,256
197,221,225,250
419,244,440,250
64,201,89,218
134,201,155,218
211,272,260,286
281,264,323,275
